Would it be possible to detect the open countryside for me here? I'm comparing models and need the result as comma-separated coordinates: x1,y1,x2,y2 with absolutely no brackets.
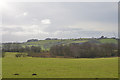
2,38,118,78
1,2,118,79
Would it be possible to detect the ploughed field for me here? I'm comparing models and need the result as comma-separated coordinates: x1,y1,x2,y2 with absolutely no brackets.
2,52,118,78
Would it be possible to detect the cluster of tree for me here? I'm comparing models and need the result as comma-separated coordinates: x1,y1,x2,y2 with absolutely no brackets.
2,43,52,58
2,41,118,58
2,43,42,57
50,42,118,58
2,43,23,52
27,39,39,42
45,38,58,40
2,43,41,53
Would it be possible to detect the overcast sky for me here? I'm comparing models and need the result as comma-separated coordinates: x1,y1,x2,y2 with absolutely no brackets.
1,2,118,42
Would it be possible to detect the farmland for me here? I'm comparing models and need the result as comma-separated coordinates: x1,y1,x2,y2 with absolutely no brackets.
22,38,117,50
2,38,118,78
1,1,119,79
23,39,88,50
99,39,118,44
2,52,118,78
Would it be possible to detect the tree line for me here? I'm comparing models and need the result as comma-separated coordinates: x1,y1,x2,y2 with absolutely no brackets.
2,42,118,58
2,43,42,57
50,42,118,58
2,43,41,53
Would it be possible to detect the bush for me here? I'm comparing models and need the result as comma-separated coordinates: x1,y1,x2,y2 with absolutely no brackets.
2,52,5,58
15,53,28,57
15,54,22,57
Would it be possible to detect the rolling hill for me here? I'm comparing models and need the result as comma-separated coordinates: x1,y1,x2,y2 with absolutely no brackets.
22,38,118,50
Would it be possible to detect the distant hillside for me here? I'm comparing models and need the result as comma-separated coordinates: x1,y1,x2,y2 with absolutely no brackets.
99,39,118,44
22,38,118,50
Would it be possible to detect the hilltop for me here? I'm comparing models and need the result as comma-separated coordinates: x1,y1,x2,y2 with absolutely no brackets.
22,38,118,50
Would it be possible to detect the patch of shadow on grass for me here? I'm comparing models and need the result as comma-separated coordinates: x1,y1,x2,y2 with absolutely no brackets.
13,73,19,75
32,73,37,76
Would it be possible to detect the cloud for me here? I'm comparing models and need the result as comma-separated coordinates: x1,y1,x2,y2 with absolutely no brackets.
23,12,28,16
15,12,28,18
41,19,51,24
2,2,118,42
2,24,48,36
68,21,117,32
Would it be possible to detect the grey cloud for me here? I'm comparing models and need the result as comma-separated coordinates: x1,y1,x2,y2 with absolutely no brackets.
3,2,117,25
2,27,23,32
43,26,83,32
2,2,118,42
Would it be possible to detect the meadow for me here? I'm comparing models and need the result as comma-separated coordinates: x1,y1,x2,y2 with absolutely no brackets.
22,38,117,50
2,39,118,78
23,39,88,50
2,52,118,78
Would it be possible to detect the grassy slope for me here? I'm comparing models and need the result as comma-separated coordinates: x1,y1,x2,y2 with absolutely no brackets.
23,39,88,50
99,39,117,44
22,39,117,50
2,53,118,78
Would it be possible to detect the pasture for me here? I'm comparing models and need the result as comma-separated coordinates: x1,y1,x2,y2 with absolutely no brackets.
2,52,118,78
99,39,117,44
23,39,88,50
22,39,117,50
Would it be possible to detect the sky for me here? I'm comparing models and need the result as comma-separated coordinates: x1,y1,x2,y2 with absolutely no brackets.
1,2,118,42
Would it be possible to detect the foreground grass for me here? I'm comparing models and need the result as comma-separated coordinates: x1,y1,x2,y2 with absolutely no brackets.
2,56,118,78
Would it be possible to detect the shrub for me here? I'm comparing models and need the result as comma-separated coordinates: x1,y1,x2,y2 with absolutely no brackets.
15,54,22,57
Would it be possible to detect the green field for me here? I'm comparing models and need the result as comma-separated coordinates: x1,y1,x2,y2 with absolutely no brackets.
99,39,117,44
22,39,117,50
23,39,88,50
2,52,118,78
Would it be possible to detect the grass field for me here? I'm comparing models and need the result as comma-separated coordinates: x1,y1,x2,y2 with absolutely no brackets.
99,39,117,44
23,39,88,50
2,52,118,78
22,39,117,50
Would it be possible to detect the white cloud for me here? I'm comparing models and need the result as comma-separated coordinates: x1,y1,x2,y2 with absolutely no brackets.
68,21,117,32
2,24,49,37
15,12,28,18
41,19,51,24
23,12,28,16
2,3,118,42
